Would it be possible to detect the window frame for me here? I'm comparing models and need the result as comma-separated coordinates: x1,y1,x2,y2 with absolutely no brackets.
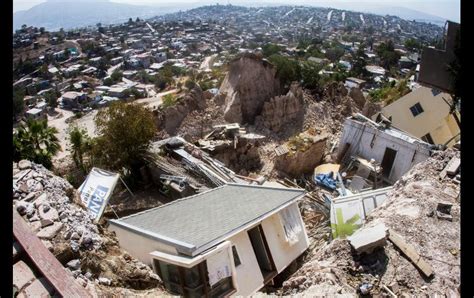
153,258,236,297
231,245,242,267
409,102,424,117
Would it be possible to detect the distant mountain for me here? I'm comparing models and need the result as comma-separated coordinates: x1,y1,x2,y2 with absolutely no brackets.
349,5,447,26
13,0,180,31
227,0,448,26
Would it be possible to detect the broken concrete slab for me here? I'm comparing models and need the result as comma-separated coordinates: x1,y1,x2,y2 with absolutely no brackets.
348,223,388,254
446,157,460,176
34,193,49,208
39,205,59,222
17,277,55,298
37,222,63,240
13,261,36,291
436,202,453,221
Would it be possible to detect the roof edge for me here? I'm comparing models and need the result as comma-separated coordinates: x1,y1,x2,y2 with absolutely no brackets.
190,192,306,256
109,219,196,255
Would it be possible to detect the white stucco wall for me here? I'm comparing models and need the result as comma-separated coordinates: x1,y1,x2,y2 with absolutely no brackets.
260,203,309,273
228,202,309,296
109,224,177,266
109,202,309,296
228,231,264,295
337,118,430,183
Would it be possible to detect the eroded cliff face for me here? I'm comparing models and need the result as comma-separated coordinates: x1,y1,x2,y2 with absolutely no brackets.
274,132,328,177
259,83,305,133
218,54,282,124
156,86,206,135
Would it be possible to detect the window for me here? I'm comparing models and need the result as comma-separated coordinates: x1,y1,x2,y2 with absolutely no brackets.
421,133,434,144
232,246,241,267
409,102,424,117
154,259,235,297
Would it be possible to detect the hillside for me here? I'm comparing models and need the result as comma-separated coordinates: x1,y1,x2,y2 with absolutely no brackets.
14,0,168,31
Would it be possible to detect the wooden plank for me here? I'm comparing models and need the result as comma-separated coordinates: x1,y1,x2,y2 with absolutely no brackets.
13,209,92,298
388,229,434,278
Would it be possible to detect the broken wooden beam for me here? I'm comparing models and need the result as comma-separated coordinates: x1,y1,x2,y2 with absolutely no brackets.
388,229,434,278
13,209,92,297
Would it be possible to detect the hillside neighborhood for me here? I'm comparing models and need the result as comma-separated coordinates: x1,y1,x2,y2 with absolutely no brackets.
12,4,461,297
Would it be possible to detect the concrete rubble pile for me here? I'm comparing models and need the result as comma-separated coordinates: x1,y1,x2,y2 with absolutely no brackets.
13,160,164,295
279,148,460,296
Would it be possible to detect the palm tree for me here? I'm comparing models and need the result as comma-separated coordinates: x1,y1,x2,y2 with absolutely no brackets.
13,119,61,169
68,126,91,172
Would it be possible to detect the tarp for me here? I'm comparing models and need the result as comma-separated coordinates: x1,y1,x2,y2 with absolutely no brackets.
330,187,393,239
78,167,120,223
314,172,337,190
279,204,303,246
207,248,232,287
314,163,340,179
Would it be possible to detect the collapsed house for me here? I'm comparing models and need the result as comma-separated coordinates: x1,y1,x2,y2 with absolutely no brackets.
109,184,309,296
336,113,432,184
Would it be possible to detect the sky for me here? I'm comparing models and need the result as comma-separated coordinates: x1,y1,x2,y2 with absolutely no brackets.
13,0,460,22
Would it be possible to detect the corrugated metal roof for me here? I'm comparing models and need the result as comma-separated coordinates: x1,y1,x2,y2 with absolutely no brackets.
110,184,305,255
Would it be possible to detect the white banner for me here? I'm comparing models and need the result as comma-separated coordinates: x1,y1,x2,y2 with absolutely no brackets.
207,248,232,287
78,167,120,223
279,204,303,246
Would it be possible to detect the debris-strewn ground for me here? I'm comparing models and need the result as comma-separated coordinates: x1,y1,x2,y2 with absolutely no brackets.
13,160,166,296
279,148,460,296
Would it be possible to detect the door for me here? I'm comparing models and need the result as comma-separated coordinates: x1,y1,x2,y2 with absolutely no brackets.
381,147,397,178
247,225,277,283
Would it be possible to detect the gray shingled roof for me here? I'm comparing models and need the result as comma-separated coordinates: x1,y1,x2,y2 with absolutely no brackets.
110,183,305,256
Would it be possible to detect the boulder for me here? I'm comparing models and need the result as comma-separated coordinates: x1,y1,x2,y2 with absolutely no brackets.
67,259,81,270
18,160,32,170
37,222,63,240
349,87,366,109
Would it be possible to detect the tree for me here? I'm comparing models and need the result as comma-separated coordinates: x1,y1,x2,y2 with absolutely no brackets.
268,54,301,87
262,43,281,57
13,120,61,169
128,18,133,25
404,38,421,51
44,92,58,109
376,40,400,69
39,27,45,34
110,70,123,82
68,126,92,172
325,46,345,62
13,88,25,120
301,61,322,90
91,102,155,178
350,46,369,78
103,77,114,86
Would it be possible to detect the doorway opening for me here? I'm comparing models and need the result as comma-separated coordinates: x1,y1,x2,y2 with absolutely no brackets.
247,225,277,283
381,147,397,178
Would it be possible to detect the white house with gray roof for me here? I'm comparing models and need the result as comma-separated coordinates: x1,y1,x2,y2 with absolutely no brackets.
109,183,309,296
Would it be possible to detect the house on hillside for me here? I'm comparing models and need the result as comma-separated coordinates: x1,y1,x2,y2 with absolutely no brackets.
60,91,86,109
373,86,460,147
109,184,309,296
336,114,432,184
418,21,460,92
